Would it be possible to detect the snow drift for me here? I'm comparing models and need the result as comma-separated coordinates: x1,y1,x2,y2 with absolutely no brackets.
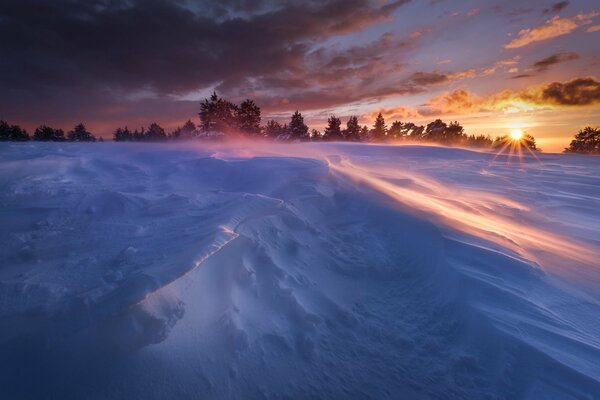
0,141,599,399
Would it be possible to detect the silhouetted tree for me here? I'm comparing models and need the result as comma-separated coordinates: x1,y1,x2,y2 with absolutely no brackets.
114,127,133,141
238,99,262,136
146,123,167,141
466,134,493,148
424,119,447,142
322,115,343,141
0,120,29,141
444,121,467,144
310,129,322,141
564,127,600,154
172,120,197,139
265,120,285,139
388,121,405,140
371,113,387,141
33,125,65,141
67,123,96,142
133,127,146,141
288,111,309,141
199,92,239,134
344,116,361,141
359,125,370,141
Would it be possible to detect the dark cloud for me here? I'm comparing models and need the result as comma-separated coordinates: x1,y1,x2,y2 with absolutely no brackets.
407,71,448,86
536,77,600,106
543,1,569,14
532,52,579,71
0,0,411,125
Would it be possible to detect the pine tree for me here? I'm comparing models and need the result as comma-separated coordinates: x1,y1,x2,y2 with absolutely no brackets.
424,119,447,142
564,127,600,154
238,99,262,136
388,121,405,140
265,120,284,139
344,116,361,141
0,120,29,141
114,127,133,141
67,123,96,142
323,115,342,141
199,91,239,134
371,113,387,141
33,125,65,141
146,123,167,141
172,120,197,139
288,111,309,141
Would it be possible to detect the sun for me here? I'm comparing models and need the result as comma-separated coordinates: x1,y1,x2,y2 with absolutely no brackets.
509,129,524,141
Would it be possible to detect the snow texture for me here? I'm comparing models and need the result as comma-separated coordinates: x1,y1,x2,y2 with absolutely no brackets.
1,141,599,399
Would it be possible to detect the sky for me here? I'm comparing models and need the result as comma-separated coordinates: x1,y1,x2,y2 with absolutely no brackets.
1,0,599,151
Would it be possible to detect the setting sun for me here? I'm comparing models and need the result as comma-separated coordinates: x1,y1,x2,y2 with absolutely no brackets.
510,129,524,141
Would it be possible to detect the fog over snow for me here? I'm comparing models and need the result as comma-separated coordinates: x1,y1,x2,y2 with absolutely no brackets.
1,141,600,399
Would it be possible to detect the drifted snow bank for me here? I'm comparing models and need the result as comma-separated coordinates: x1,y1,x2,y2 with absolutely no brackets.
1,141,599,399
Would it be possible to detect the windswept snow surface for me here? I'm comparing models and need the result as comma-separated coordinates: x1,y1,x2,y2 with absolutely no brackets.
1,141,600,399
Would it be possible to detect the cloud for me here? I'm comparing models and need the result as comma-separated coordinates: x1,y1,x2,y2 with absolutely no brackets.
0,0,412,113
588,25,600,32
480,57,521,76
505,12,599,48
543,1,569,15
527,77,600,106
532,52,579,71
421,89,482,115
418,77,600,116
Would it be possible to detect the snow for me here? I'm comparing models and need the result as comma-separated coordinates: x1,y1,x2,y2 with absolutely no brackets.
1,141,599,399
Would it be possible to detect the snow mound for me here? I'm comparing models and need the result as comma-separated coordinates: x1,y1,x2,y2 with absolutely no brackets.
1,141,599,399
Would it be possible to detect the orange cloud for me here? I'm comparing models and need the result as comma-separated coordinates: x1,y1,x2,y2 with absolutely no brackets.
505,12,599,48
587,25,600,32
422,89,481,115
421,77,600,116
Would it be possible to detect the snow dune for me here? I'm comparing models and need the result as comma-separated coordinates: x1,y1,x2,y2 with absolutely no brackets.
1,141,599,399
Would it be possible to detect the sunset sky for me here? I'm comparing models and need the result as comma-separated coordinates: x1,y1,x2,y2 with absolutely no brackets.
2,0,599,151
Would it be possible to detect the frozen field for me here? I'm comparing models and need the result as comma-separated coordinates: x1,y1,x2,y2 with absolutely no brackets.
1,141,599,399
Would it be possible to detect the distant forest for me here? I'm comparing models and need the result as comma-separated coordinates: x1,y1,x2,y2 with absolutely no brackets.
2,92,599,154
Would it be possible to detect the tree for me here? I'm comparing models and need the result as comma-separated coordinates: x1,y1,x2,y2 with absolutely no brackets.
322,115,343,141
114,127,133,141
67,123,96,142
238,99,262,136
564,127,600,154
265,120,285,139
424,119,447,142
467,134,493,148
199,91,239,134
371,113,387,141
0,120,29,141
388,121,405,140
444,121,467,144
288,111,309,141
359,125,369,141
146,123,167,141
33,125,65,141
172,120,196,139
344,116,361,141
310,129,322,141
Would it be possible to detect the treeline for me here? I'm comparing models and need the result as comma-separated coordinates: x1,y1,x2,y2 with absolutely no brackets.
2,91,597,154
0,121,99,142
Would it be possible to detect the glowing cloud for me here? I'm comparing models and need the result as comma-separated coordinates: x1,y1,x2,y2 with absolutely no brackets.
505,12,599,49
